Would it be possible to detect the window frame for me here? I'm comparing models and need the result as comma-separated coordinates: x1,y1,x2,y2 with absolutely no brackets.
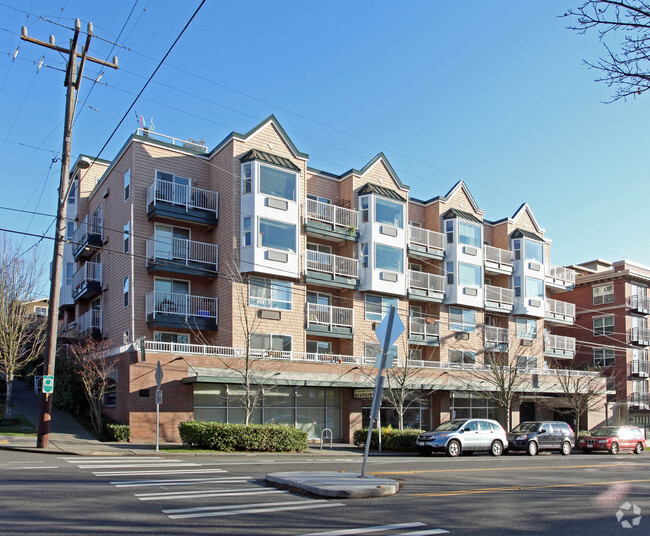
248,277,293,311
250,333,293,353
123,221,130,253
374,197,404,229
593,283,614,305
458,262,481,287
365,294,398,322
594,348,616,367
375,243,404,273
516,317,537,339
242,163,252,195
258,217,296,252
449,307,476,332
123,277,129,308
258,163,297,202
242,216,252,247
458,220,481,248
593,315,615,336
449,350,476,365
124,169,131,201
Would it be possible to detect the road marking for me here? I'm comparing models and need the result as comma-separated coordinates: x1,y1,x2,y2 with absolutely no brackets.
111,476,254,487
411,478,650,497
296,522,427,535
79,462,201,469
394,530,449,536
3,466,59,470
60,456,172,461
165,499,344,519
139,489,286,501
93,468,227,476
372,462,642,475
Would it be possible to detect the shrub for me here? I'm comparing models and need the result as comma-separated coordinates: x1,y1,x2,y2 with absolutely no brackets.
178,421,308,452
353,427,423,452
105,423,130,442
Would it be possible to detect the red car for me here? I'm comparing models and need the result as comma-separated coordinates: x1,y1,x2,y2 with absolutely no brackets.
579,426,646,455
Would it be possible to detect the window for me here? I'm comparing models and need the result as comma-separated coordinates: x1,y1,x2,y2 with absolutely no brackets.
307,243,332,254
446,261,454,285
249,277,292,310
517,355,537,369
307,194,331,204
123,222,130,253
242,216,252,247
365,295,398,321
69,179,76,204
459,221,481,248
34,306,48,316
375,197,403,228
156,171,190,203
525,277,544,300
123,277,129,307
66,222,74,241
459,263,481,287
449,350,476,364
103,375,117,407
259,164,296,201
409,263,422,272
516,317,537,339
360,197,369,223
514,276,521,298
409,221,422,228
594,316,615,336
525,240,544,263
259,218,296,252
307,341,332,354
124,169,130,201
513,239,521,260
65,263,74,286
123,331,130,344
445,220,454,244
242,163,252,194
365,342,398,362
594,348,616,367
250,333,292,353
449,307,475,332
154,332,190,344
361,243,369,269
375,243,404,273
307,291,331,306
593,284,614,305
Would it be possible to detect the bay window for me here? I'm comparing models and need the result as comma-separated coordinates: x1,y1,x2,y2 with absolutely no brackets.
525,240,544,263
525,277,544,300
459,263,481,287
259,164,296,201
459,221,481,247
375,197,403,228
259,218,296,252
375,243,404,273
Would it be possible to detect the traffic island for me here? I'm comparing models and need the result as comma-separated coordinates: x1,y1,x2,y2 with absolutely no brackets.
265,471,399,498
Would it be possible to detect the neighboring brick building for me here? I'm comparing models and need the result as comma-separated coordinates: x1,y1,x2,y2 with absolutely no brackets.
59,116,605,442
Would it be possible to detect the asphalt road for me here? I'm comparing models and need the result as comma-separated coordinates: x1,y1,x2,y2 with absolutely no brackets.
1,449,648,536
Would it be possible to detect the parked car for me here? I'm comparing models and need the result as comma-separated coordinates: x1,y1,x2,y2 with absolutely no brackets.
416,418,508,457
506,421,575,456
579,426,646,455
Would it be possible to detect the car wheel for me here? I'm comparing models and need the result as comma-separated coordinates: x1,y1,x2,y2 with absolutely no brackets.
418,447,432,457
490,440,503,457
634,442,644,455
446,440,461,457
561,441,572,456
609,442,619,455
527,441,538,456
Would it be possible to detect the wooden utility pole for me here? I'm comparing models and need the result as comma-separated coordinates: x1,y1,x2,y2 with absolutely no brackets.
20,19,118,448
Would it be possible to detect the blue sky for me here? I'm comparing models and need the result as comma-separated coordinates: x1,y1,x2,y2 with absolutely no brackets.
1,0,649,270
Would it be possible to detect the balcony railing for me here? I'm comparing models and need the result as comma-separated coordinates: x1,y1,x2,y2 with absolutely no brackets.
147,178,218,216
545,334,576,358
78,309,102,336
484,325,509,352
71,262,102,299
631,359,649,377
546,263,575,287
545,298,576,323
409,316,440,340
409,271,445,294
305,249,359,279
306,303,353,330
72,214,103,257
146,291,218,321
630,392,650,407
628,294,650,313
408,225,444,253
483,245,514,269
484,285,514,309
305,199,359,231
629,327,650,345
136,128,208,153
146,235,218,270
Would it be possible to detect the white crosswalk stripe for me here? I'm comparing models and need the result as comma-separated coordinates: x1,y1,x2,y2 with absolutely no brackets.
163,499,345,519
136,488,287,500
111,476,255,487
295,524,449,536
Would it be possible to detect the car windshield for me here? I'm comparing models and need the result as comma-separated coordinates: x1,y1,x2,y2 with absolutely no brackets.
510,422,540,433
590,426,619,436
433,420,466,432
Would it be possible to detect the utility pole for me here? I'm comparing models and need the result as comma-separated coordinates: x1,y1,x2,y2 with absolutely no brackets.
20,19,118,448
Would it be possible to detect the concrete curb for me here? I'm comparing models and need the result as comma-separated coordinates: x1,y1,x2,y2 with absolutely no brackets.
265,471,399,498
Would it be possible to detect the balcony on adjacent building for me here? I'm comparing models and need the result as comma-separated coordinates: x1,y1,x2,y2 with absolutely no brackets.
545,263,575,292
77,308,102,338
147,178,218,225
71,262,102,302
484,285,514,313
544,334,576,359
146,235,218,276
630,358,649,378
484,325,509,353
304,249,359,289
408,271,445,302
629,327,650,346
72,214,103,260
483,245,514,275
545,298,576,325
304,199,359,242
306,303,353,338
629,392,650,409
628,294,650,315
408,316,440,346
146,291,218,331
407,225,444,260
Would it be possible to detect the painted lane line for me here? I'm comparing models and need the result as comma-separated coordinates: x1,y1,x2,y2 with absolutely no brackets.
112,477,253,487
139,490,286,501
79,463,201,469
93,468,226,476
394,530,449,536
3,466,59,470
164,499,328,514
60,457,171,462
135,486,275,497
296,522,427,536
372,462,644,476
167,501,344,519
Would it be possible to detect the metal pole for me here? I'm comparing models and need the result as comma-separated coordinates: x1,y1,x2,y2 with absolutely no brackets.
156,396,160,453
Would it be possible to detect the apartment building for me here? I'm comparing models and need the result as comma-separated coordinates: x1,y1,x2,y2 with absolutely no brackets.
557,260,650,429
59,116,605,442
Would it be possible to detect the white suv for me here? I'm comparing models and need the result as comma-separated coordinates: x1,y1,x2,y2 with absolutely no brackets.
416,418,508,457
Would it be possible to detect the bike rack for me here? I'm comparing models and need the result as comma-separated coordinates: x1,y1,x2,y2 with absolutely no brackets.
320,427,333,450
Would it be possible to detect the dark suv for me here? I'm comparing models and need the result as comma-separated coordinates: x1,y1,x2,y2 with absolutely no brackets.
506,421,575,456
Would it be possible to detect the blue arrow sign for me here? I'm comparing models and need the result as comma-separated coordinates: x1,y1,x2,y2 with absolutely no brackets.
375,306,405,352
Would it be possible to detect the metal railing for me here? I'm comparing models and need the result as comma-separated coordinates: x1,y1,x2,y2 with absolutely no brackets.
484,285,514,307
630,327,650,344
546,263,576,286
305,199,359,231
631,359,649,376
146,235,218,270
136,128,208,153
72,214,103,253
71,262,102,293
409,316,440,339
306,303,353,330
408,225,444,252
484,325,509,351
305,249,359,278
408,270,445,293
145,291,218,321
545,298,576,322
545,334,576,356
78,308,102,336
147,178,218,216
483,245,514,266
628,294,650,312
630,392,650,406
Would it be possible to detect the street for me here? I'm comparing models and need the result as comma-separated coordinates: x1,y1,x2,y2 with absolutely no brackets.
1,449,648,535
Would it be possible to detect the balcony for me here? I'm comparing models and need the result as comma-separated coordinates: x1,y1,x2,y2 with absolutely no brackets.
629,327,650,346
71,262,102,302
484,285,514,313
408,316,440,346
146,291,218,331
306,303,353,338
135,128,208,153
146,236,218,277
545,298,576,325
407,225,444,260
484,325,509,353
146,178,218,225
631,359,649,378
78,309,102,338
408,271,445,302
72,214,103,259
304,249,359,290
545,263,575,292
304,199,359,242
483,245,514,275
629,392,650,409
628,294,650,314
544,334,576,359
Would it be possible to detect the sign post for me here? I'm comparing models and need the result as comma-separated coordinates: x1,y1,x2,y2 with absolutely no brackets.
155,361,163,453
42,376,54,396
360,306,404,478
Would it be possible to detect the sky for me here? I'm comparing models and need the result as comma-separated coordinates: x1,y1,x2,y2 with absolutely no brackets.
1,0,650,277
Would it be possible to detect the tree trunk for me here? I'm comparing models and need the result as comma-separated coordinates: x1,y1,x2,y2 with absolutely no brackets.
4,374,14,420
398,410,404,430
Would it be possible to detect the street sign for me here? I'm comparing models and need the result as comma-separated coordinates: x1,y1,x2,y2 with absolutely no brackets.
155,361,163,390
375,307,405,351
42,375,54,394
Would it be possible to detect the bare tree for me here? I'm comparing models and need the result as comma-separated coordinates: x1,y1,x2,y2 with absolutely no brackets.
0,237,46,419
564,1,650,101
69,338,119,434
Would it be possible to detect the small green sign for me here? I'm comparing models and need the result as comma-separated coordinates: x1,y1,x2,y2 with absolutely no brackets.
42,375,54,394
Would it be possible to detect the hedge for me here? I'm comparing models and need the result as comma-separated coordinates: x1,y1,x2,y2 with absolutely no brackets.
105,423,130,442
178,421,308,452
353,427,423,452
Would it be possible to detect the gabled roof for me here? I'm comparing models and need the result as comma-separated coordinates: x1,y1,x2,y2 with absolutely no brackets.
339,153,409,191
442,208,482,224
240,148,300,171
511,202,543,233
410,180,483,214
511,228,544,242
358,183,406,202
